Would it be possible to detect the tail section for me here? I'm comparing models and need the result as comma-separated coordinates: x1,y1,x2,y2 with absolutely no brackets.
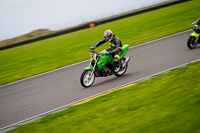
120,44,129,59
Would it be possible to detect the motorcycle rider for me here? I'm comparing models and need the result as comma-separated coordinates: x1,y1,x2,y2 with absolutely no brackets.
192,18,200,33
90,29,124,73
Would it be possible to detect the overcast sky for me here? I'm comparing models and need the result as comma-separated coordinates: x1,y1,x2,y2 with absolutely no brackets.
0,0,168,41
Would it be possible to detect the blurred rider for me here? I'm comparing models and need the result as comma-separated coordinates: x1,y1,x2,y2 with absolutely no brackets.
192,18,200,33
90,29,124,72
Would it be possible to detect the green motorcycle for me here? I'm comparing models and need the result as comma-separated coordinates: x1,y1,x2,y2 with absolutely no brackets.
187,18,200,49
80,44,130,88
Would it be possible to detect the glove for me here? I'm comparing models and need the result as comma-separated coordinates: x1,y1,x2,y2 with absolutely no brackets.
105,51,112,55
90,46,96,51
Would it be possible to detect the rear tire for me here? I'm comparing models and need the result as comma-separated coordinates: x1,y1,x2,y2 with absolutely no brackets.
115,61,128,77
80,70,95,88
187,36,198,49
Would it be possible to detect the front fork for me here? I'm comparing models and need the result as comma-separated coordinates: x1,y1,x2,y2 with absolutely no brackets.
86,59,97,79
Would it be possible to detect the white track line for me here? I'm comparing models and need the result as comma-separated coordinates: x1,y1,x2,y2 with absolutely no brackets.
0,29,192,88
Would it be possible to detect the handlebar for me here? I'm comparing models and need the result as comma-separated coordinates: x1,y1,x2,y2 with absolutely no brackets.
90,49,97,54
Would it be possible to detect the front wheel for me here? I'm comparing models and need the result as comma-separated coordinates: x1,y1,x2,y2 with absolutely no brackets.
80,70,95,88
187,36,198,49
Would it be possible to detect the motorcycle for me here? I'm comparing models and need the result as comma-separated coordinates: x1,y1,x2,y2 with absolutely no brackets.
187,18,200,49
80,44,130,88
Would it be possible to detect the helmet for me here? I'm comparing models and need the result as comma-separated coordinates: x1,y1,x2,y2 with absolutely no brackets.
104,29,113,41
193,24,198,30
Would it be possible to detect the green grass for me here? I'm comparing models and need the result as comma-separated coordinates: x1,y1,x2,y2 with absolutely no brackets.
0,0,200,85
8,60,200,133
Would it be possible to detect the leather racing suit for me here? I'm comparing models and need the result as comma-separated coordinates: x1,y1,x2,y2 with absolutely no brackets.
93,35,124,67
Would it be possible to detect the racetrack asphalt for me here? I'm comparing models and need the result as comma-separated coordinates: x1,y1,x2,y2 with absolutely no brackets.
0,30,200,128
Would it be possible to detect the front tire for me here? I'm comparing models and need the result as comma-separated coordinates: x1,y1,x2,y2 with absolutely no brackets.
187,36,198,49
80,70,95,88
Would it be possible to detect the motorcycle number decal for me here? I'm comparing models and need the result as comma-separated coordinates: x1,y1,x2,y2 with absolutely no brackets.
90,53,95,59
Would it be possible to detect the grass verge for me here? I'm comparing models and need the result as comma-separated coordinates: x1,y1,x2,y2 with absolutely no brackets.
8,60,200,133
0,0,200,85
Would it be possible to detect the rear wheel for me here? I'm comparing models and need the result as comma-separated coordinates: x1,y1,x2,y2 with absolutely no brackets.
115,58,128,77
187,36,198,49
80,70,95,88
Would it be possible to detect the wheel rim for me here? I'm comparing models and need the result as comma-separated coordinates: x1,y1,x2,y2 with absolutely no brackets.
83,71,94,86
190,38,198,48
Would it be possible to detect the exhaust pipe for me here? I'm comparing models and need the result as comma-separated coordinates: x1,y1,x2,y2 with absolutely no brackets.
122,56,131,68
